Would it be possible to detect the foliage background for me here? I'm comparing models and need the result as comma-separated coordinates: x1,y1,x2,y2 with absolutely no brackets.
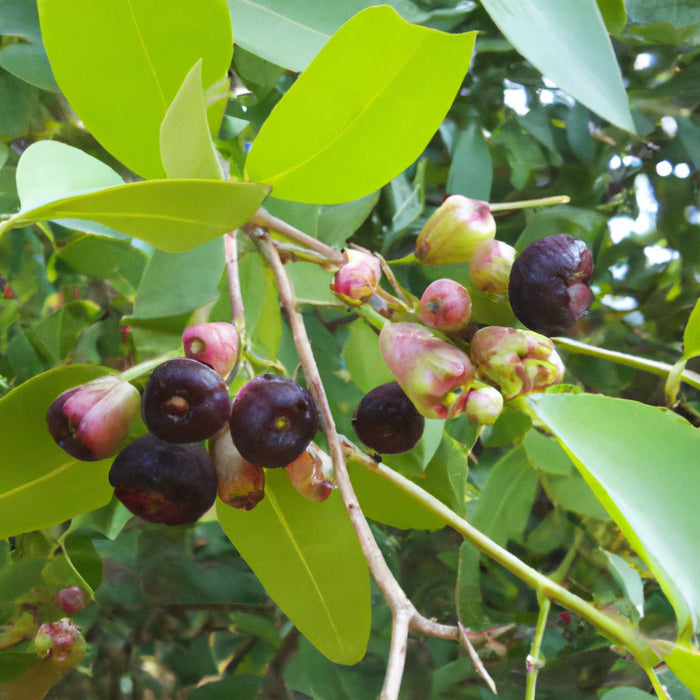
0,0,698,698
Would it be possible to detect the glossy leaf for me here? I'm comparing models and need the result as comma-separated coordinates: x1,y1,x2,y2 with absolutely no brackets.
682,297,700,360
0,43,58,92
160,60,223,180
38,0,233,178
659,642,700,698
216,469,370,664
11,177,270,254
530,393,700,638
245,6,475,203
480,0,634,132
0,365,115,539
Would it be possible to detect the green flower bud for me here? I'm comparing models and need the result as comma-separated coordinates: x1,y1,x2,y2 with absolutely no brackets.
464,384,504,425
415,196,496,265
468,239,515,294
470,326,564,400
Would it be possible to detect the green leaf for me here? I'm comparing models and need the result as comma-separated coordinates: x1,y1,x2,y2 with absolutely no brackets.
479,0,634,132
625,0,700,28
682,297,700,360
245,6,475,204
342,320,394,394
0,43,58,92
10,148,270,252
160,60,223,180
659,641,700,698
216,469,371,664
446,123,493,201
529,393,700,638
469,445,538,547
0,365,115,539
603,550,645,619
317,192,380,248
37,0,233,178
596,0,627,36
130,239,225,320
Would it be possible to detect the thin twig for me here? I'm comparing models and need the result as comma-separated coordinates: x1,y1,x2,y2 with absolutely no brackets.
458,622,497,695
249,207,345,266
224,231,246,336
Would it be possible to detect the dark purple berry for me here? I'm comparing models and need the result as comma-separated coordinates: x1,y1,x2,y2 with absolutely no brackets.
109,433,217,525
229,374,318,468
352,382,425,454
141,358,230,443
508,234,594,336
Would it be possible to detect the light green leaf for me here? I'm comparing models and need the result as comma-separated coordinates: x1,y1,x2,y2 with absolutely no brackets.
245,6,475,204
658,641,700,698
342,320,394,394
682,297,700,360
0,365,115,539
603,550,645,619
216,469,371,664
38,0,233,177
480,0,634,132
160,60,223,180
596,0,627,36
12,178,270,254
530,393,700,638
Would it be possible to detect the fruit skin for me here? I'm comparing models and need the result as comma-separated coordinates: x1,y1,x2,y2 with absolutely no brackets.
109,433,217,525
379,321,475,419
46,376,140,461
470,326,564,400
141,357,231,443
508,234,594,336
415,195,496,265
285,443,335,501
469,239,515,294
352,382,425,454
183,322,240,380
34,619,86,668
463,384,503,425
229,374,319,469
418,278,472,332
330,250,382,304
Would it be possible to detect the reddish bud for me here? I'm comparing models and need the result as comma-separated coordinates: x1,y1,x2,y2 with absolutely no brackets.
210,429,265,511
330,250,382,304
34,619,86,668
55,587,88,615
183,322,240,380
379,322,475,419
415,196,496,265
470,326,564,400
46,376,140,461
418,279,472,332
285,443,335,502
469,239,515,294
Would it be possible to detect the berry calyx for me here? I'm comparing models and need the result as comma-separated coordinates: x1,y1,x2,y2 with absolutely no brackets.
352,382,425,453
229,374,318,468
141,358,231,443
508,234,594,336
109,433,217,525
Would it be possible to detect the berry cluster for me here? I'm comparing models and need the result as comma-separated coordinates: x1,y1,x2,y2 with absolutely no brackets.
334,196,595,454
47,322,322,524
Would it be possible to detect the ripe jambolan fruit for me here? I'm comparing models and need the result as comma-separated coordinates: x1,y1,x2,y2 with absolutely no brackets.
352,382,425,454
141,358,231,443
229,374,319,468
109,434,217,525
508,234,594,336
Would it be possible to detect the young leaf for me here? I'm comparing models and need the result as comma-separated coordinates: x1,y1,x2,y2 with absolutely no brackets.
160,60,223,180
479,0,635,132
38,0,233,178
245,5,475,204
681,297,700,360
216,469,371,664
0,365,115,539
529,393,700,639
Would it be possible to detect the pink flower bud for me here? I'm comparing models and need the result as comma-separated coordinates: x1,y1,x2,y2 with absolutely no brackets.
468,239,516,294
34,619,86,668
470,326,565,400
286,443,335,502
379,322,475,419
46,376,140,461
415,196,496,265
463,384,504,425
330,250,382,304
183,322,240,380
418,278,472,332
210,430,265,511
55,587,89,615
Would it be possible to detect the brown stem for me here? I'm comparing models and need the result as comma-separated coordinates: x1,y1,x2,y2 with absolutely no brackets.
224,231,246,336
